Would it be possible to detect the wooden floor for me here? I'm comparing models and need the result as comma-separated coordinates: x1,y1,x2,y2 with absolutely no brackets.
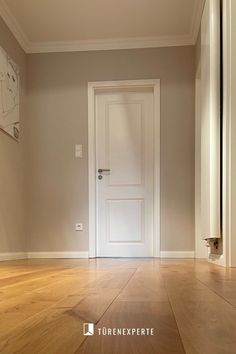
0,259,236,354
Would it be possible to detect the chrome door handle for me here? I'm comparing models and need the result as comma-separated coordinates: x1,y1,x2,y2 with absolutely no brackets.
98,169,111,174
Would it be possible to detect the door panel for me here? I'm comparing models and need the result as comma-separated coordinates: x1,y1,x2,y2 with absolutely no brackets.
107,199,144,243
107,102,143,186
96,90,154,257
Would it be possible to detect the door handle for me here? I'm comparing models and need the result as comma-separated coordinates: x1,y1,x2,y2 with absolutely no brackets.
98,169,111,174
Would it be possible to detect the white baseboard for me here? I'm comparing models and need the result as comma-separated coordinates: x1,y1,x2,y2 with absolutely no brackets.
0,252,28,261
0,251,196,261
27,252,89,259
160,251,195,258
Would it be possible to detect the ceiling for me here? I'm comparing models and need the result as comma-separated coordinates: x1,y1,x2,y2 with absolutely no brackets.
0,0,205,53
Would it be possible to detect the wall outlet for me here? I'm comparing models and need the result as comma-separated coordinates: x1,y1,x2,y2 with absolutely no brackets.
75,223,83,231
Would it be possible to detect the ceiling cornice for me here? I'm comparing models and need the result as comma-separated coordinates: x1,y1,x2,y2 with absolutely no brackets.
0,0,204,54
28,35,194,53
0,0,30,52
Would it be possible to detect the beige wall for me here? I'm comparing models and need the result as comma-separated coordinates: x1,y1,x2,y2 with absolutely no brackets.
0,17,27,252
26,46,195,253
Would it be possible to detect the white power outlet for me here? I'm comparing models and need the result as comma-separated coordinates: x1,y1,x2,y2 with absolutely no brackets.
75,223,83,231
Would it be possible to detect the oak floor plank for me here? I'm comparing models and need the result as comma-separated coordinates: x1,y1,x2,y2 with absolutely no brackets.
1,259,236,354
0,266,81,288
0,302,85,354
194,273,236,307
118,269,168,302
0,288,123,353
83,268,136,289
163,274,236,354
165,298,236,354
70,288,121,323
0,273,73,301
0,266,134,341
77,300,185,354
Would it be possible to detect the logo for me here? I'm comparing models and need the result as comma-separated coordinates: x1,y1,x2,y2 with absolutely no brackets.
83,323,155,336
83,323,94,336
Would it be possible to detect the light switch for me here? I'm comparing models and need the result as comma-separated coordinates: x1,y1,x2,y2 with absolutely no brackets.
75,144,83,158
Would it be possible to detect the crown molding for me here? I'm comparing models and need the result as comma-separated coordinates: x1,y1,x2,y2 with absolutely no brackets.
0,0,30,52
0,0,201,54
27,35,194,53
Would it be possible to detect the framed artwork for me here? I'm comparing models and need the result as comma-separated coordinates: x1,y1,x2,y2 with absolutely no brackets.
0,46,20,141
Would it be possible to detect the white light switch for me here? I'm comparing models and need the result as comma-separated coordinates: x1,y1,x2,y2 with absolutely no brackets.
75,144,83,158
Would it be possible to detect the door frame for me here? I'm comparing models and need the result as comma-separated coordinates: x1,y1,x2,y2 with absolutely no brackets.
88,79,161,258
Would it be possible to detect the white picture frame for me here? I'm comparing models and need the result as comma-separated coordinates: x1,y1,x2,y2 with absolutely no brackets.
0,46,20,141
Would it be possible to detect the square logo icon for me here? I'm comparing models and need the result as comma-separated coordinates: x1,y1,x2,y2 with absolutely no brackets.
83,323,94,336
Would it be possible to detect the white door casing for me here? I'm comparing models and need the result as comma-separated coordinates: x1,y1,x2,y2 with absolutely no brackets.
195,64,208,258
88,80,160,258
201,0,221,240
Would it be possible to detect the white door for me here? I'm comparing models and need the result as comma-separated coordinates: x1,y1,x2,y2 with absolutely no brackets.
96,89,154,257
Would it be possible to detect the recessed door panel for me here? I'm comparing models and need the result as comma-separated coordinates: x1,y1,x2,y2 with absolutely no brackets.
106,102,143,186
107,199,144,243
